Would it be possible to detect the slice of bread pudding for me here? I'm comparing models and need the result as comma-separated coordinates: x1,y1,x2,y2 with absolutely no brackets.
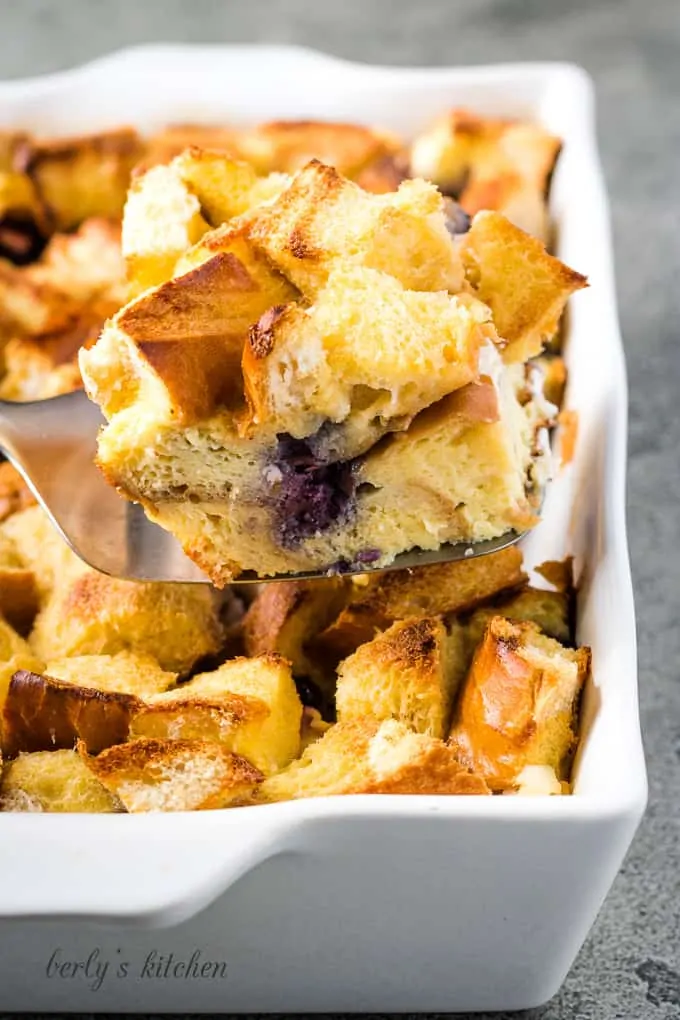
80,152,585,583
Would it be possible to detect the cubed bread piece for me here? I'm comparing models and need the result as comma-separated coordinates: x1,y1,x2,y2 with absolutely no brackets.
37,217,127,306
81,241,297,423
0,301,112,401
82,738,262,812
1,505,84,599
308,601,387,678
448,616,589,791
464,585,572,650
410,109,561,221
356,543,526,622
260,717,489,801
336,617,460,738
44,651,177,698
0,749,121,812
131,654,302,774
123,161,210,294
248,160,464,295
0,616,44,728
0,520,40,633
142,124,242,168
30,568,224,674
462,211,587,362
0,256,79,339
172,148,285,226
237,120,403,178
21,128,143,230
460,171,552,244
242,577,350,676
242,265,489,453
2,668,143,757
122,151,289,295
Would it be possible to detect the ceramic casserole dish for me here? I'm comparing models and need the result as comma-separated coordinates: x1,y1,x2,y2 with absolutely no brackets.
0,45,646,1013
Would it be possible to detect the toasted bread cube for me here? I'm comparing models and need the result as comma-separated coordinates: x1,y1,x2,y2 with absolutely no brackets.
1,505,83,600
448,616,589,791
237,120,403,177
357,544,526,622
29,568,223,674
131,655,302,774
0,518,39,633
534,355,567,408
44,651,177,698
2,668,143,757
460,172,552,244
410,109,561,208
23,128,143,230
122,162,210,294
0,616,44,725
172,148,273,226
243,265,488,448
0,749,121,812
261,718,489,801
38,218,127,305
242,577,349,676
464,585,572,650
83,738,262,812
82,237,297,423
123,151,289,295
142,124,242,168
336,617,461,738
308,601,386,678
0,257,79,339
249,160,464,295
462,211,587,362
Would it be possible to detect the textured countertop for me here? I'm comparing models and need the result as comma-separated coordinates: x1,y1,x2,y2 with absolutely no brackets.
0,1,678,1018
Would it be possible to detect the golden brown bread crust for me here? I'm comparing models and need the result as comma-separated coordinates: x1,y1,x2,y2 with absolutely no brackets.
309,545,526,674
107,237,297,423
2,669,142,757
30,569,224,673
19,128,143,230
82,738,263,812
237,120,403,177
462,211,587,362
448,616,589,790
336,617,459,738
259,717,490,801
242,577,350,676
358,544,527,621
0,748,122,813
141,124,242,169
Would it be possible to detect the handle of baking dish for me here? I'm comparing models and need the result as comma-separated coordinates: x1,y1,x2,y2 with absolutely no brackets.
0,810,298,928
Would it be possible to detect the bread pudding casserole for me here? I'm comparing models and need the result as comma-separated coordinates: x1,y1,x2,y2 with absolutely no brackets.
0,109,590,811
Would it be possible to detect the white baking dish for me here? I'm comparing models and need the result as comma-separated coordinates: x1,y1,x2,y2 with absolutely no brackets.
0,45,646,1013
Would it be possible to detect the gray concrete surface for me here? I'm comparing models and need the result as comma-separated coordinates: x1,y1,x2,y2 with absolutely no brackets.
0,0,678,1017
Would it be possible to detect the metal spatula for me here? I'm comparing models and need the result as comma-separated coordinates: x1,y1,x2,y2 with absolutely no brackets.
0,390,526,584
